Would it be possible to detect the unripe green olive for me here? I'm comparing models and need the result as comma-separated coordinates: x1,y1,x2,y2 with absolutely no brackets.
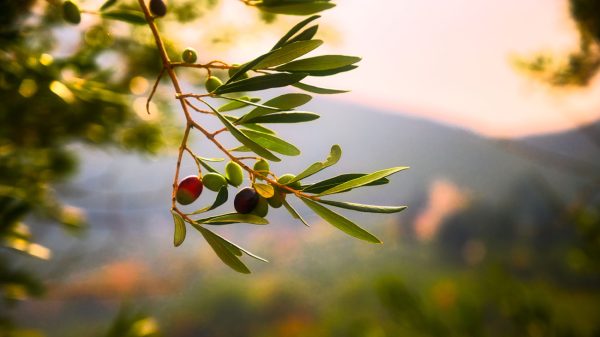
205,76,223,93
234,187,259,214
202,172,227,192
251,196,269,217
228,64,249,80
149,0,167,17
253,159,270,179
62,1,81,25
176,175,203,205
277,173,301,193
181,48,197,64
225,161,243,187
267,189,284,208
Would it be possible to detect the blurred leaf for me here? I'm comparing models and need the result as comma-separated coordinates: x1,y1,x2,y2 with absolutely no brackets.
286,25,319,45
217,96,260,112
99,0,118,11
254,183,275,198
254,40,323,69
275,55,360,72
292,82,349,94
206,101,281,162
171,211,186,247
190,187,228,214
197,156,225,162
242,111,319,124
100,10,147,25
302,198,381,243
319,166,408,195
301,64,359,77
282,199,310,227
241,123,276,134
239,93,312,123
215,73,307,94
257,2,336,15
302,173,389,194
272,14,321,50
197,212,269,225
241,129,301,156
317,199,407,213
196,226,251,273
290,144,341,182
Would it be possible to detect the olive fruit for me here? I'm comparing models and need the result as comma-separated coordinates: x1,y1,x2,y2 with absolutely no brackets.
202,172,227,192
228,64,249,80
205,76,223,93
251,196,269,217
277,173,301,192
62,1,81,24
176,175,203,205
234,187,259,214
267,189,284,208
149,0,167,17
253,159,270,178
225,161,243,187
181,48,197,64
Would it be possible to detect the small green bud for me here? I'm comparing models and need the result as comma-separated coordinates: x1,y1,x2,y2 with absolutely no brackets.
202,172,227,192
181,48,197,64
253,159,270,179
149,0,167,17
62,1,81,25
251,196,269,217
225,161,244,187
277,173,301,193
205,76,223,93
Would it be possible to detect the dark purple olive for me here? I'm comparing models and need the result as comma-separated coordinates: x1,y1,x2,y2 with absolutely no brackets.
149,0,167,17
234,187,259,214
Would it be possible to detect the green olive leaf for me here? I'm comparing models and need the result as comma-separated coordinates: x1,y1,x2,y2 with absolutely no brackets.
275,55,361,72
316,199,407,214
253,40,323,69
99,0,118,11
301,198,381,243
282,199,310,227
171,210,186,247
318,167,409,196
286,25,319,45
239,93,312,123
242,112,319,124
272,15,321,50
253,183,275,198
196,212,269,225
217,96,260,112
100,10,147,25
289,144,341,183
190,187,229,215
241,129,301,156
302,173,389,194
214,73,308,95
292,82,349,94
194,226,251,273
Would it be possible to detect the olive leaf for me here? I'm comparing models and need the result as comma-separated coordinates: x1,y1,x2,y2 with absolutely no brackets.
217,96,260,112
292,82,349,94
275,55,361,72
171,210,186,247
289,144,341,183
214,73,308,94
272,15,321,50
239,93,312,123
318,167,409,196
100,10,147,25
195,226,251,273
302,173,389,194
317,199,407,214
254,183,275,198
196,213,269,225
242,112,319,124
282,199,310,227
190,187,228,215
241,129,301,156
253,40,324,69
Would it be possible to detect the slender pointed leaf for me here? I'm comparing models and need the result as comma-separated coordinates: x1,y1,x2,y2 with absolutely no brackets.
190,187,229,215
197,156,225,162
205,101,281,162
286,25,319,45
290,144,341,183
196,226,250,273
241,124,276,134
275,55,361,72
217,96,260,112
242,112,319,124
194,225,268,262
171,211,186,247
194,157,219,173
297,65,359,77
293,82,349,94
254,40,323,69
197,212,269,225
100,0,117,11
302,198,381,243
226,51,278,84
100,10,146,25
302,174,389,194
282,199,310,227
219,95,287,111
241,129,301,156
272,15,321,50
319,167,409,196
317,199,407,214
239,93,312,123
257,2,336,15
215,73,307,95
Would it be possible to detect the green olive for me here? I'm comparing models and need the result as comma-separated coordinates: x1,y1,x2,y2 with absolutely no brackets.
251,196,269,217
225,161,243,187
267,189,284,208
277,173,301,193
205,76,222,93
228,64,249,80
253,159,270,179
181,48,197,64
202,172,227,191
62,1,81,25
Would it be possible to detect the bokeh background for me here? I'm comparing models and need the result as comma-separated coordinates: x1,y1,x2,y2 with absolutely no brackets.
2,0,600,336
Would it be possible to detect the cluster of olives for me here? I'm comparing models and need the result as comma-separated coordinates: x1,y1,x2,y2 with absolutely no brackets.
175,160,301,217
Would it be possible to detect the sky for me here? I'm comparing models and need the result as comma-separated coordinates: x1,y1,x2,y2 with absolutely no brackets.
160,0,600,138
321,0,600,137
